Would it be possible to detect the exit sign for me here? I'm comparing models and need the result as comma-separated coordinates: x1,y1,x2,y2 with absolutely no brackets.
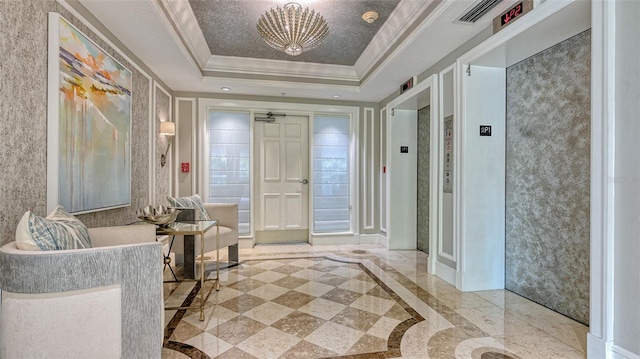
493,0,534,33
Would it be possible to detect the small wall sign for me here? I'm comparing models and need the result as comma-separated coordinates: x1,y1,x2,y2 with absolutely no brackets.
400,77,415,94
480,125,492,136
493,0,534,33
400,146,409,153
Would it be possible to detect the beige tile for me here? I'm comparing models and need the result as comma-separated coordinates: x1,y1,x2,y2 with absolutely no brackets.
293,281,334,297
305,321,365,354
400,320,442,357
320,287,363,305
298,298,347,320
247,283,290,301
346,333,388,355
506,301,588,353
350,294,396,316
208,315,267,345
367,316,402,339
242,301,295,326
272,311,327,338
250,270,288,284
455,305,539,338
183,331,233,357
331,307,382,331
236,327,301,359
161,347,191,359
212,286,243,304
453,336,511,359
182,305,238,331
330,266,363,278
495,329,587,359
272,290,316,309
215,347,258,359
278,340,338,359
288,258,317,268
429,290,495,309
338,278,378,294
252,260,286,270
291,268,327,281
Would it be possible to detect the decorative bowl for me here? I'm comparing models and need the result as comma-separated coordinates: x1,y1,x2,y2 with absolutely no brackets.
137,205,181,227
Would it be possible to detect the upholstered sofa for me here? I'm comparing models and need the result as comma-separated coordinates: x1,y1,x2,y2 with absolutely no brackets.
170,203,239,271
0,224,163,358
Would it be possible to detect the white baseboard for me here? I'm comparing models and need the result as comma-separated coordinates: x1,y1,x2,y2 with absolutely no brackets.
427,255,435,275
435,261,456,285
378,234,389,249
612,345,640,359
359,234,380,244
587,333,612,359
311,234,358,246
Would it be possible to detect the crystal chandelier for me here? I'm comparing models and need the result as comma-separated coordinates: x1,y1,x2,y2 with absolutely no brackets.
256,2,329,56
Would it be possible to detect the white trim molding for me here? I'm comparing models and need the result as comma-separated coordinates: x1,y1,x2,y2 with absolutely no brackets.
589,0,616,358
612,345,640,359
363,107,375,230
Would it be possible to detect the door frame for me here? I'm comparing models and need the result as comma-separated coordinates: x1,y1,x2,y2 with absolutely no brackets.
198,99,360,248
384,75,439,270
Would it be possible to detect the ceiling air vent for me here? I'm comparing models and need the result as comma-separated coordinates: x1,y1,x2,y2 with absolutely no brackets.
458,0,504,23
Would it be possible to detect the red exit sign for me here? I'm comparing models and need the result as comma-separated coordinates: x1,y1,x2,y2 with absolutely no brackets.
493,0,534,33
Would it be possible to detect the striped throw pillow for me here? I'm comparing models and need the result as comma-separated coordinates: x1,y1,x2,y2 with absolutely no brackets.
167,194,211,220
15,206,92,251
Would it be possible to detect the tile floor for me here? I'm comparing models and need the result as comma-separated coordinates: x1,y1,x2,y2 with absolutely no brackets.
162,244,588,359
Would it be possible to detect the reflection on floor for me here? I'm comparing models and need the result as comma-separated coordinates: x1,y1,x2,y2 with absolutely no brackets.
162,244,588,359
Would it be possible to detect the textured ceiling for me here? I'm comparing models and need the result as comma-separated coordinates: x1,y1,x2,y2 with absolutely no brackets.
188,0,401,66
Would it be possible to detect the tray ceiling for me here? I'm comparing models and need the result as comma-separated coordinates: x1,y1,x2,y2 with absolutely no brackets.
78,0,522,101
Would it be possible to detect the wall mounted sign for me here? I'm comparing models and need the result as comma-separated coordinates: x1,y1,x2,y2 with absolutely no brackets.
443,115,453,193
400,146,409,153
400,76,415,94
480,125,492,136
493,0,534,33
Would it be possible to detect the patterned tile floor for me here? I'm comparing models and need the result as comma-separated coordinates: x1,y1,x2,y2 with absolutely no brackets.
162,244,588,359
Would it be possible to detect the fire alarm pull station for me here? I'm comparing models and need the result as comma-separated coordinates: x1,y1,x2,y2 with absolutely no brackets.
181,162,190,173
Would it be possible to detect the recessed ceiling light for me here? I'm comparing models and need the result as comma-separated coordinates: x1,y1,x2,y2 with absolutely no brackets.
362,11,379,24
332,94,341,99
221,87,231,91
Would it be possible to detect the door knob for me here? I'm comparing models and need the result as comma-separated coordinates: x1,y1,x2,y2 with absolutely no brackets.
299,179,309,184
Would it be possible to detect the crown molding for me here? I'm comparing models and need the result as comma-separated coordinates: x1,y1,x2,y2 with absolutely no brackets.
202,74,361,93
354,0,440,78
204,55,359,82
159,0,211,68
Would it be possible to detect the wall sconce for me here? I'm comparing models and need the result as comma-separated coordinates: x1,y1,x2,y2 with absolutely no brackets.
160,121,175,167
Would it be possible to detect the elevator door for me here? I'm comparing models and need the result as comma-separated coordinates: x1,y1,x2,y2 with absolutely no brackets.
417,106,430,253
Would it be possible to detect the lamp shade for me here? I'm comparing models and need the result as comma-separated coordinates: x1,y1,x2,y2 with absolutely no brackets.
160,121,175,136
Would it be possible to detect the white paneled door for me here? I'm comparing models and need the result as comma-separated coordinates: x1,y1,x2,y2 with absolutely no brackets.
255,115,309,243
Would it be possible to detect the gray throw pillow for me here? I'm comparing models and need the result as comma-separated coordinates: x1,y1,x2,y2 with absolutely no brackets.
15,206,92,251
167,194,211,220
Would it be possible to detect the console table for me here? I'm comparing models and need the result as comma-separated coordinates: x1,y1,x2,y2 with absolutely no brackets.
157,220,219,321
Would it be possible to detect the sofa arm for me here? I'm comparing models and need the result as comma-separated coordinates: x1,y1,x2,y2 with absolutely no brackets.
204,203,238,231
0,241,163,358
88,223,157,248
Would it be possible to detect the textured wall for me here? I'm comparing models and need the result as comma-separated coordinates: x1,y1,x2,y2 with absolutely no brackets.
155,88,172,205
505,30,591,324
0,0,166,244
417,106,430,253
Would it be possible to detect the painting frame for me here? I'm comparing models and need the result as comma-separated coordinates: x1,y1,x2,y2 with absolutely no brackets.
47,12,132,214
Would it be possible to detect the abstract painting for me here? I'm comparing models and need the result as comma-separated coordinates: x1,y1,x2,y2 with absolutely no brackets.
47,13,132,214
